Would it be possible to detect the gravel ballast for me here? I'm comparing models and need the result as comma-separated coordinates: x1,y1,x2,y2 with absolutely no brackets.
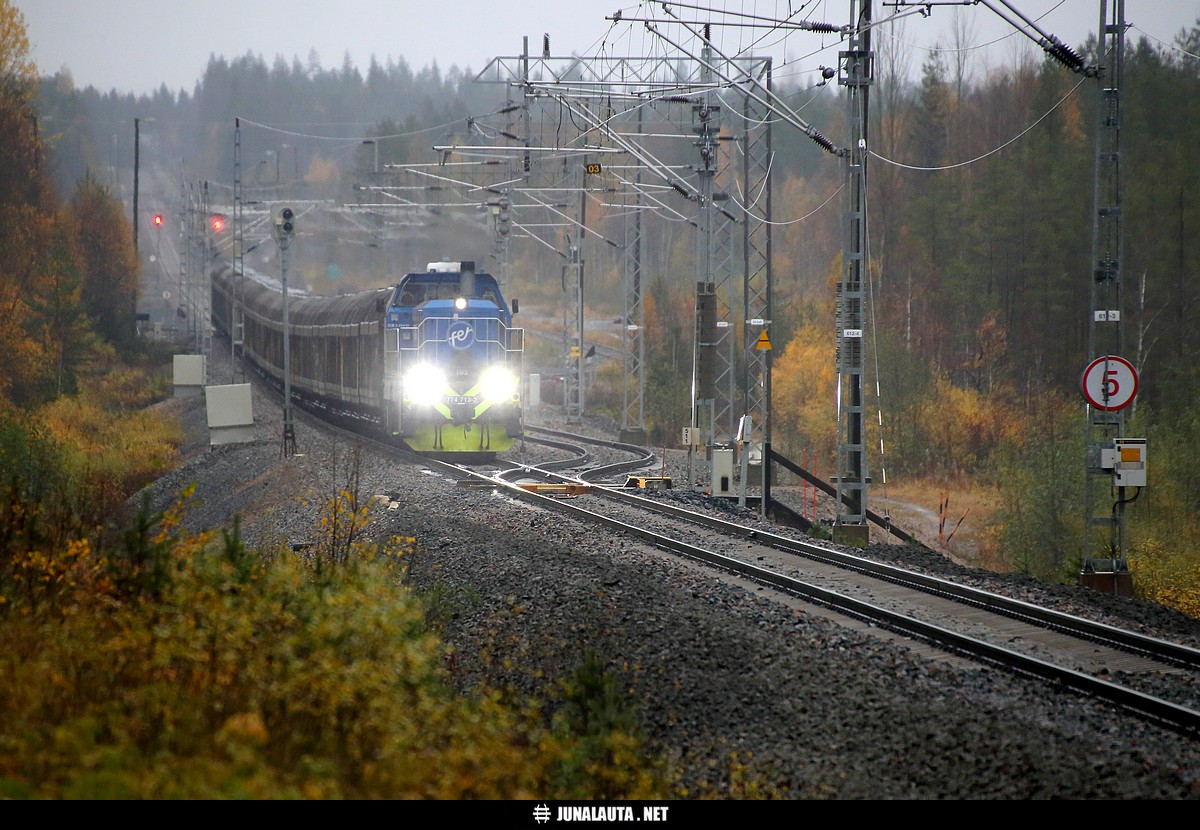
135,364,1200,800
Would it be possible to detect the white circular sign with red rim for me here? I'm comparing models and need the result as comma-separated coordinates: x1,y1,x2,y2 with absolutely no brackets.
1081,355,1138,411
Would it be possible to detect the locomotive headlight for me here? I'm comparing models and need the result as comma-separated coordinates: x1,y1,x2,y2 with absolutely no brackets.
479,365,518,403
454,297,468,311
404,364,447,406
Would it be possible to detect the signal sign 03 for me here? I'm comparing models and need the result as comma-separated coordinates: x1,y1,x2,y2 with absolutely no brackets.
1080,354,1138,411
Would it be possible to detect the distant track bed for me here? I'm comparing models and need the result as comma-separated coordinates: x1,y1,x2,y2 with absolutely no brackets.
421,425,1200,737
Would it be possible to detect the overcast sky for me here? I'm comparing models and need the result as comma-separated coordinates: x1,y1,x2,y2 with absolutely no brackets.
19,1,1200,97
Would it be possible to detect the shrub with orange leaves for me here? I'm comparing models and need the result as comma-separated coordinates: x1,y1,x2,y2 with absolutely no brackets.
1131,538,1200,619
0,418,677,799
0,488,677,798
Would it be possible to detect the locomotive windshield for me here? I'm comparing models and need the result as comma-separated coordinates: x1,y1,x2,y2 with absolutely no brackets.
386,266,510,330
393,273,505,307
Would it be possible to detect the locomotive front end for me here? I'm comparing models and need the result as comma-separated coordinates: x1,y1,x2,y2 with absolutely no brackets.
384,262,523,457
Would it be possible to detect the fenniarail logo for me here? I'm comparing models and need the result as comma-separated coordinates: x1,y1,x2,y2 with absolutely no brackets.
447,320,474,349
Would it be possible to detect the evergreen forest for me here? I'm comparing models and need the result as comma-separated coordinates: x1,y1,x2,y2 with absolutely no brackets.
14,6,1200,600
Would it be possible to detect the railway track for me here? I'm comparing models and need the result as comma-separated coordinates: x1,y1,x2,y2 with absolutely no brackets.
439,425,1200,737
224,362,1200,739
171,330,1200,796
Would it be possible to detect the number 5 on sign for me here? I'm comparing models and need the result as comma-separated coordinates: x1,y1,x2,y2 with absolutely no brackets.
1080,355,1138,411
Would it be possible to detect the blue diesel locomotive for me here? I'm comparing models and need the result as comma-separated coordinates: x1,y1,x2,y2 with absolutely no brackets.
211,260,523,458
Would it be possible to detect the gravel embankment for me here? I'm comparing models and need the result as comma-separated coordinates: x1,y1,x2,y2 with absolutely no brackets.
134,359,1200,799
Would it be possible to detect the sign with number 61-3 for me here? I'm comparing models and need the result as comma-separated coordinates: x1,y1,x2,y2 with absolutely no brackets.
1080,355,1138,411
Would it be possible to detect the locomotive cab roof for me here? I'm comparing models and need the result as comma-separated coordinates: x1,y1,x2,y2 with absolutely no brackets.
391,266,504,306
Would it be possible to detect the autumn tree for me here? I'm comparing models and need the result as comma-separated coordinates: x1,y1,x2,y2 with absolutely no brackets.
0,0,64,407
71,173,140,349
771,321,838,474
0,206,51,407
21,208,94,399
0,0,41,207
641,274,693,447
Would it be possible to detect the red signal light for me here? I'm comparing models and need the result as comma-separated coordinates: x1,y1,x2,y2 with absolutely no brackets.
153,213,163,227
210,214,225,232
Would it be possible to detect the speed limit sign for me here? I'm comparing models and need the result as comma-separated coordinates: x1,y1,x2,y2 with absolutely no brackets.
1081,355,1138,411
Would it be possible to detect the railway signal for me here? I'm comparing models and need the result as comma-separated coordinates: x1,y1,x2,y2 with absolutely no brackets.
273,206,296,246
152,213,163,228
488,196,511,239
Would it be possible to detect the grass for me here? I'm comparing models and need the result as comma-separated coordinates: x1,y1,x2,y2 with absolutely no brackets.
868,477,1003,569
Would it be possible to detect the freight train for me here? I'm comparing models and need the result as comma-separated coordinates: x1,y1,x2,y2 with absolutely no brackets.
211,260,523,459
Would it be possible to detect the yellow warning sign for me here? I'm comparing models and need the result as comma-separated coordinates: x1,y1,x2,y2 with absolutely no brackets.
755,331,772,351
